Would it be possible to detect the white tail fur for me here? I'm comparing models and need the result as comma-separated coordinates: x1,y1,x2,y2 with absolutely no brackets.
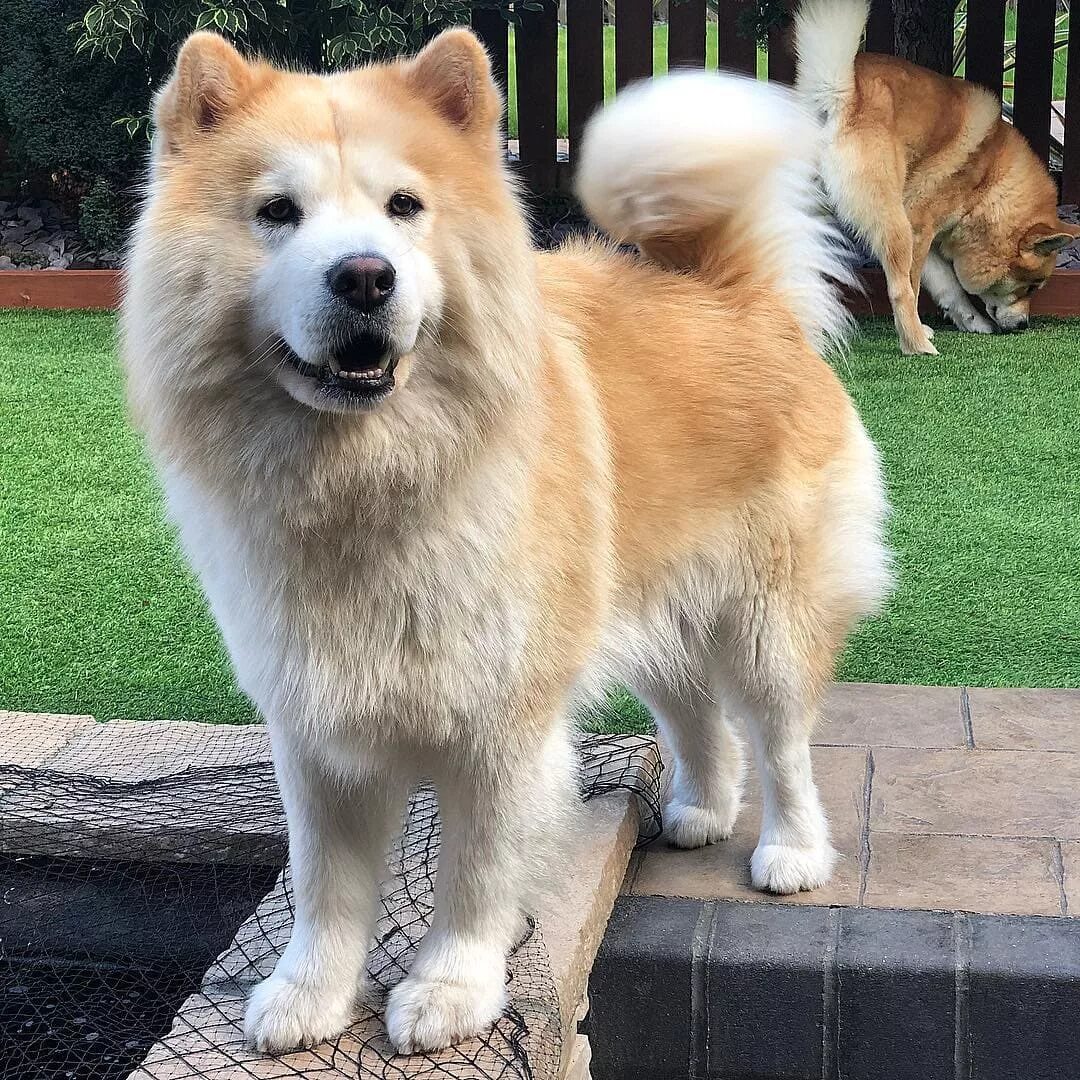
794,0,869,114
575,70,855,356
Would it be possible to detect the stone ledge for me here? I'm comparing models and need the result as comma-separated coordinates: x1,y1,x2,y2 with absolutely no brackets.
588,896,1080,1080
129,775,647,1080
0,714,283,862
3,713,656,1078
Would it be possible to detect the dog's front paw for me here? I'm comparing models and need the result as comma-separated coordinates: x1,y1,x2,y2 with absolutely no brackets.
750,841,836,895
921,323,935,339
959,311,995,335
665,797,739,848
245,973,354,1053
385,971,506,1054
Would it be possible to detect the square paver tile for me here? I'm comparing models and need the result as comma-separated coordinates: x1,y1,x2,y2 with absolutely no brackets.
816,684,966,748
967,689,1080,751
871,748,1080,838
630,746,868,906
863,834,1064,916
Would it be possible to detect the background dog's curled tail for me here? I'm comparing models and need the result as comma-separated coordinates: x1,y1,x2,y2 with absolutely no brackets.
575,70,855,356
794,0,869,114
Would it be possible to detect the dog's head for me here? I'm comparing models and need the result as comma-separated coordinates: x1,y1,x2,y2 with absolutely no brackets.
946,217,1079,333
135,29,523,417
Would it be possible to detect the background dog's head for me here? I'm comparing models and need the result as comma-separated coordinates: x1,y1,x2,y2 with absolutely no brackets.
945,213,1080,333
130,29,533,422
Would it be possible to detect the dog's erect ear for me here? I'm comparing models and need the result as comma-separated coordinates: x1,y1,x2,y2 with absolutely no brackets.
154,33,252,154
404,29,501,135
1022,222,1080,257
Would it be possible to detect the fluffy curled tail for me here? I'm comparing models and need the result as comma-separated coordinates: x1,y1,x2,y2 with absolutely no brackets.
575,70,854,356
794,0,869,114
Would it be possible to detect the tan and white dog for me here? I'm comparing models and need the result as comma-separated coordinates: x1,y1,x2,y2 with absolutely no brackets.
123,30,890,1055
796,0,1080,354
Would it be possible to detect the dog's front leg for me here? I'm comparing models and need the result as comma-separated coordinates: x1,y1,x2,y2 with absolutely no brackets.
245,742,404,1052
385,729,575,1054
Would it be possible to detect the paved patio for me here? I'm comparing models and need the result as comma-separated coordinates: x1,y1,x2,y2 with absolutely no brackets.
626,684,1080,917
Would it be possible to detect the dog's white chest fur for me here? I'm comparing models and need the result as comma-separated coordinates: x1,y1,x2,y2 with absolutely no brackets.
164,466,527,746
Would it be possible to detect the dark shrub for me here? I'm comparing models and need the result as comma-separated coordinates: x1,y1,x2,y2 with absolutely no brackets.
0,0,148,205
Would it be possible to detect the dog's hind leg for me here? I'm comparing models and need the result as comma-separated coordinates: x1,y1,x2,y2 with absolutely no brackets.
245,743,406,1052
712,615,837,895
820,138,936,355
921,249,997,334
631,673,745,848
385,724,577,1054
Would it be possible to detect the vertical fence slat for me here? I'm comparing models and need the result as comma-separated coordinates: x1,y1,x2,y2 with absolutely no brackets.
1012,0,1055,166
668,0,707,68
1063,0,1080,203
964,0,1005,98
864,0,894,54
615,0,654,89
567,0,605,163
717,0,757,75
767,17,796,84
515,0,559,192
471,8,509,108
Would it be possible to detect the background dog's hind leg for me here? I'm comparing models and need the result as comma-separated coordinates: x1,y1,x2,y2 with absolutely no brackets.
245,747,406,1053
922,249,997,334
821,139,936,355
631,672,745,848
385,724,577,1054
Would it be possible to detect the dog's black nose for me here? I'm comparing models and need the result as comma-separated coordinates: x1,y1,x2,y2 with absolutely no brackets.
327,255,396,312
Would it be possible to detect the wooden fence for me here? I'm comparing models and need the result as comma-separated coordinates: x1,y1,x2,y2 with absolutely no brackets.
474,0,1080,203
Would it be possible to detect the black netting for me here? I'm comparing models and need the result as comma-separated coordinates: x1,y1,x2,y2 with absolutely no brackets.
0,715,662,1080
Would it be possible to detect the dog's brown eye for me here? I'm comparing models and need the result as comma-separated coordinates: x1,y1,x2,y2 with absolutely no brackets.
258,196,300,226
388,192,422,219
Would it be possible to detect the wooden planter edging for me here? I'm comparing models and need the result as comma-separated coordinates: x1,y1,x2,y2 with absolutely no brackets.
847,268,1080,318
3,267,1080,317
0,269,122,310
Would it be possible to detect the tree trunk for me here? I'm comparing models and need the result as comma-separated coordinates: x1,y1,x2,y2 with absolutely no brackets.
892,0,957,75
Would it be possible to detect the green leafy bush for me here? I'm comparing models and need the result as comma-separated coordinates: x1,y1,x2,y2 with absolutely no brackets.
78,175,126,250
75,0,479,79
0,0,146,203
0,0,508,235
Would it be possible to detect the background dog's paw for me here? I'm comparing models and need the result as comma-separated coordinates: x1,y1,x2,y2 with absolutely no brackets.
665,798,739,848
963,313,996,335
244,974,353,1053
921,324,935,339
750,842,836,895
385,973,506,1054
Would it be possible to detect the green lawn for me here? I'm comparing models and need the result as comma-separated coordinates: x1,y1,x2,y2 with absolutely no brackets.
1,312,1078,729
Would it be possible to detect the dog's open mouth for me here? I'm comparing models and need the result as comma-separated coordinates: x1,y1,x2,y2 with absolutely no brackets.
283,332,398,404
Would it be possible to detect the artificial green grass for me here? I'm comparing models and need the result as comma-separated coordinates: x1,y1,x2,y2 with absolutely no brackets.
1,312,1078,729
0,311,253,725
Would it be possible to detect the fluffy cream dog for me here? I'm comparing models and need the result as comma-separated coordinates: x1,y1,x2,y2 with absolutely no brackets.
123,29,890,1055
